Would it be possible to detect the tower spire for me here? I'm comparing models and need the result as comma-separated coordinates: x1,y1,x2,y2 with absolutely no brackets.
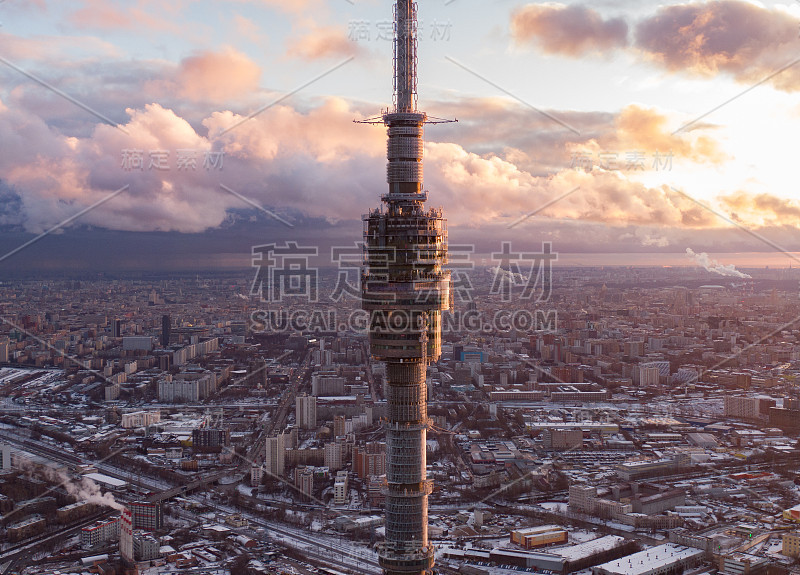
360,3,452,575
394,0,418,113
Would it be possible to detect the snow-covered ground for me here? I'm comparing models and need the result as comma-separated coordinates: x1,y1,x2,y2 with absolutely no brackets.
539,501,568,513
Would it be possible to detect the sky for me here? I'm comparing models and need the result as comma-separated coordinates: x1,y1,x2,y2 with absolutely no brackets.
2,0,800,272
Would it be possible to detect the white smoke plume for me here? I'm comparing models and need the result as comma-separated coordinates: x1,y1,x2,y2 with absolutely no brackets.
685,248,752,278
23,461,125,511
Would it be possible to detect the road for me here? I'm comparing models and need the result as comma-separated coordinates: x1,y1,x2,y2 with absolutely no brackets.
242,352,311,472
184,495,381,574
0,511,113,574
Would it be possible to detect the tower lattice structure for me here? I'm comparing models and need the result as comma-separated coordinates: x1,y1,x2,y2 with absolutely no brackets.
360,1,452,573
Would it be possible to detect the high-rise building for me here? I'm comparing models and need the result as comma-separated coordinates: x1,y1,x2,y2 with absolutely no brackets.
192,428,230,452
724,395,775,421
129,501,162,531
265,433,285,477
296,394,317,429
636,364,661,387
120,410,161,429
312,373,345,396
294,466,314,500
112,319,122,338
324,442,343,472
0,337,8,363
0,444,11,471
158,370,216,402
333,414,347,438
161,314,171,347
133,530,161,561
359,1,450,572
353,442,386,479
250,464,264,487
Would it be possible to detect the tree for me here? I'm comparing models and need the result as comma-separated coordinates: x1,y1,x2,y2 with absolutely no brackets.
230,553,251,575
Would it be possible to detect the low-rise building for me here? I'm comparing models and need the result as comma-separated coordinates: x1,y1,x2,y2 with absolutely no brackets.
593,544,704,575
133,531,161,561
782,532,800,558
510,525,568,549
81,516,120,548
334,470,349,506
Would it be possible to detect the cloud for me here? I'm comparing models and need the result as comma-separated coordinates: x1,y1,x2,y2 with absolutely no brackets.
251,0,323,18
423,142,719,229
428,99,725,178
232,0,347,59
685,247,752,278
609,105,726,164
174,47,262,103
286,26,362,60
721,192,800,227
233,14,262,44
511,3,628,56
67,0,186,34
634,0,800,91
0,32,122,62
0,92,785,242
69,0,130,29
509,1,800,92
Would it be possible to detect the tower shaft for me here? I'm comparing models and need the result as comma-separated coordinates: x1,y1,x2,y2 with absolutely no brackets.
361,3,449,575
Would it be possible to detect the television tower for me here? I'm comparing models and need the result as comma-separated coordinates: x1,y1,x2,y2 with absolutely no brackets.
360,1,452,574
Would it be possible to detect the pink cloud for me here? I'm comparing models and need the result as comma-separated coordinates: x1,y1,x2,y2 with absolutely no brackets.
69,0,129,29
511,3,628,56
509,1,800,92
233,14,262,44
287,26,363,61
174,47,262,103
0,93,787,239
0,32,122,62
67,0,186,33
635,0,800,90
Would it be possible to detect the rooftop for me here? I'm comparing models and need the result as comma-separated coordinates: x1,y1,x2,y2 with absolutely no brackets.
596,544,704,575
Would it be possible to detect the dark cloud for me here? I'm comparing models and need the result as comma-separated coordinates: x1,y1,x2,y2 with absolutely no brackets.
6,217,800,274
0,181,23,229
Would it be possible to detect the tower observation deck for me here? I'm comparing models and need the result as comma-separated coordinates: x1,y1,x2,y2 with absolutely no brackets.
359,2,452,574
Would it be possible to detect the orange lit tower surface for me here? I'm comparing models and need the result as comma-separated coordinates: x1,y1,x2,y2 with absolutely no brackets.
359,1,451,573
